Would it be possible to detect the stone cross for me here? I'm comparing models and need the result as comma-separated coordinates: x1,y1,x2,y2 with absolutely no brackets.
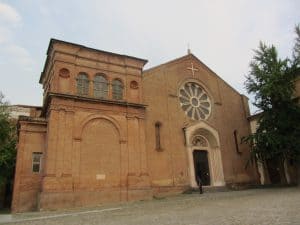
187,62,198,78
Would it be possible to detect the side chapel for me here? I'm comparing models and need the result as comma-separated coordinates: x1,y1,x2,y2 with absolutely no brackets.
12,39,259,212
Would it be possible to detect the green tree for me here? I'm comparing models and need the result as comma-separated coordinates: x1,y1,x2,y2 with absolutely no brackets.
293,25,300,62
243,25,300,183
0,93,16,187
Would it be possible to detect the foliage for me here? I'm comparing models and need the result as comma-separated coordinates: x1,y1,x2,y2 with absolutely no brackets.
243,25,300,166
293,25,300,63
0,93,17,186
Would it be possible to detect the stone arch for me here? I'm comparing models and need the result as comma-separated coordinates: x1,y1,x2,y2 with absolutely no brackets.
75,114,126,142
185,121,225,187
190,128,219,148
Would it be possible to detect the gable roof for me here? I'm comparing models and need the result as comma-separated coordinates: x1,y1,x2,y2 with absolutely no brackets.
143,53,243,96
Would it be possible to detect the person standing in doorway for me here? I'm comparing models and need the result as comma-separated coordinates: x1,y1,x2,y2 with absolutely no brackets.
196,172,203,194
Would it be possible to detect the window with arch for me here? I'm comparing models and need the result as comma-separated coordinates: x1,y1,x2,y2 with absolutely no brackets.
192,135,208,147
77,73,89,95
112,79,123,100
155,122,162,151
94,74,108,98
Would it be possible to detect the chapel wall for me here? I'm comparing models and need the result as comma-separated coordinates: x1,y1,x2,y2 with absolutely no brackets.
41,41,144,105
12,121,46,212
216,80,258,184
38,97,151,210
143,54,258,191
13,39,151,212
35,40,151,210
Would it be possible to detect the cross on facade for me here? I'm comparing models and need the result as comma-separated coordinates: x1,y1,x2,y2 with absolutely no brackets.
187,62,198,78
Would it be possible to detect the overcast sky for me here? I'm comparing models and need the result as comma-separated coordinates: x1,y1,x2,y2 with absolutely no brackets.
0,0,299,113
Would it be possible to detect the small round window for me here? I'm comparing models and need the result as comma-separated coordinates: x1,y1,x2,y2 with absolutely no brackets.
179,82,211,120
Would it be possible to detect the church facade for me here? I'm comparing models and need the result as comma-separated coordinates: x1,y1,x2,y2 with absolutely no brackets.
12,39,258,212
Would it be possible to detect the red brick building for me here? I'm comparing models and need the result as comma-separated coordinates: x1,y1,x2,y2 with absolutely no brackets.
12,39,258,212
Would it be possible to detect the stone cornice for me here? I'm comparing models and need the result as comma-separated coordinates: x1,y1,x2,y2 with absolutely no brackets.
18,116,47,124
42,92,147,116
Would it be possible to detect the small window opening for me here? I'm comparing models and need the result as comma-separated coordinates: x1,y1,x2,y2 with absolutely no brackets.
233,130,242,154
32,152,43,173
155,122,162,151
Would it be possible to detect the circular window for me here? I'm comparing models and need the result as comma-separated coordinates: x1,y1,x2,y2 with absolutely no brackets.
59,68,70,78
130,80,139,89
179,82,211,120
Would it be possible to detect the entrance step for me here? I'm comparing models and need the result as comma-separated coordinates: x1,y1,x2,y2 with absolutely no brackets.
203,186,230,193
183,186,230,194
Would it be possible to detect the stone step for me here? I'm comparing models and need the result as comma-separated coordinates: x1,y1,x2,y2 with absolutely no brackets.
183,186,230,194
201,186,230,193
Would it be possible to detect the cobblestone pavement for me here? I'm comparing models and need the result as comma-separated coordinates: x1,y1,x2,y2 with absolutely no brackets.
2,187,300,225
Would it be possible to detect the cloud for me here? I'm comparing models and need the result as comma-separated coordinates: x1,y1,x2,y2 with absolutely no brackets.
0,0,299,109
0,2,21,44
0,26,11,43
0,2,21,24
3,45,35,69
0,3,35,72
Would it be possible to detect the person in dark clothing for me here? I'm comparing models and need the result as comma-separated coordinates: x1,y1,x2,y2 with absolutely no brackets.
196,172,203,194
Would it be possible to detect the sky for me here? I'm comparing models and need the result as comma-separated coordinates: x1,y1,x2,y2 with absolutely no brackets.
0,0,299,113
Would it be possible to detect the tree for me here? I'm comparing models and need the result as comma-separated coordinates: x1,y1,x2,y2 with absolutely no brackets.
243,25,300,183
293,25,300,63
0,93,16,188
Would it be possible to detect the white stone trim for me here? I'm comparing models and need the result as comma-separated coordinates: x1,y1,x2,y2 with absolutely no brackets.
185,121,225,188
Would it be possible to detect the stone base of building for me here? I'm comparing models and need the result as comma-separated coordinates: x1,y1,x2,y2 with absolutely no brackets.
152,185,189,198
38,188,153,211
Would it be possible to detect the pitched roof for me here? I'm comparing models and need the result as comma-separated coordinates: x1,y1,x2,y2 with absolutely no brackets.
144,53,243,96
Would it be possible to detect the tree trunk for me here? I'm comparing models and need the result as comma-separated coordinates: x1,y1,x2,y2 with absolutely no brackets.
262,160,271,184
283,159,292,184
278,158,287,184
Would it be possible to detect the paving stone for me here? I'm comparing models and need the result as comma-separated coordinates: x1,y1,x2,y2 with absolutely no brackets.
3,187,300,225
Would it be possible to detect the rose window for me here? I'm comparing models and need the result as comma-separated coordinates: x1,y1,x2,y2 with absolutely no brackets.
179,82,211,120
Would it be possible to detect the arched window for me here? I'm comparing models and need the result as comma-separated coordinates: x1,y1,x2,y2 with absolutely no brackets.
77,73,89,95
112,79,123,100
155,122,162,151
192,135,208,147
94,74,108,98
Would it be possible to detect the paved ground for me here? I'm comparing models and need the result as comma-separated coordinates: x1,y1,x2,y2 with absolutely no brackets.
1,187,299,225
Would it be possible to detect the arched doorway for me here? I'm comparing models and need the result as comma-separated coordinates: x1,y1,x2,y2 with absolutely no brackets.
193,150,210,186
185,122,225,188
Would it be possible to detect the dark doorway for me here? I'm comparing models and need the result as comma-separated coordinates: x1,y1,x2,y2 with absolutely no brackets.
193,150,210,186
